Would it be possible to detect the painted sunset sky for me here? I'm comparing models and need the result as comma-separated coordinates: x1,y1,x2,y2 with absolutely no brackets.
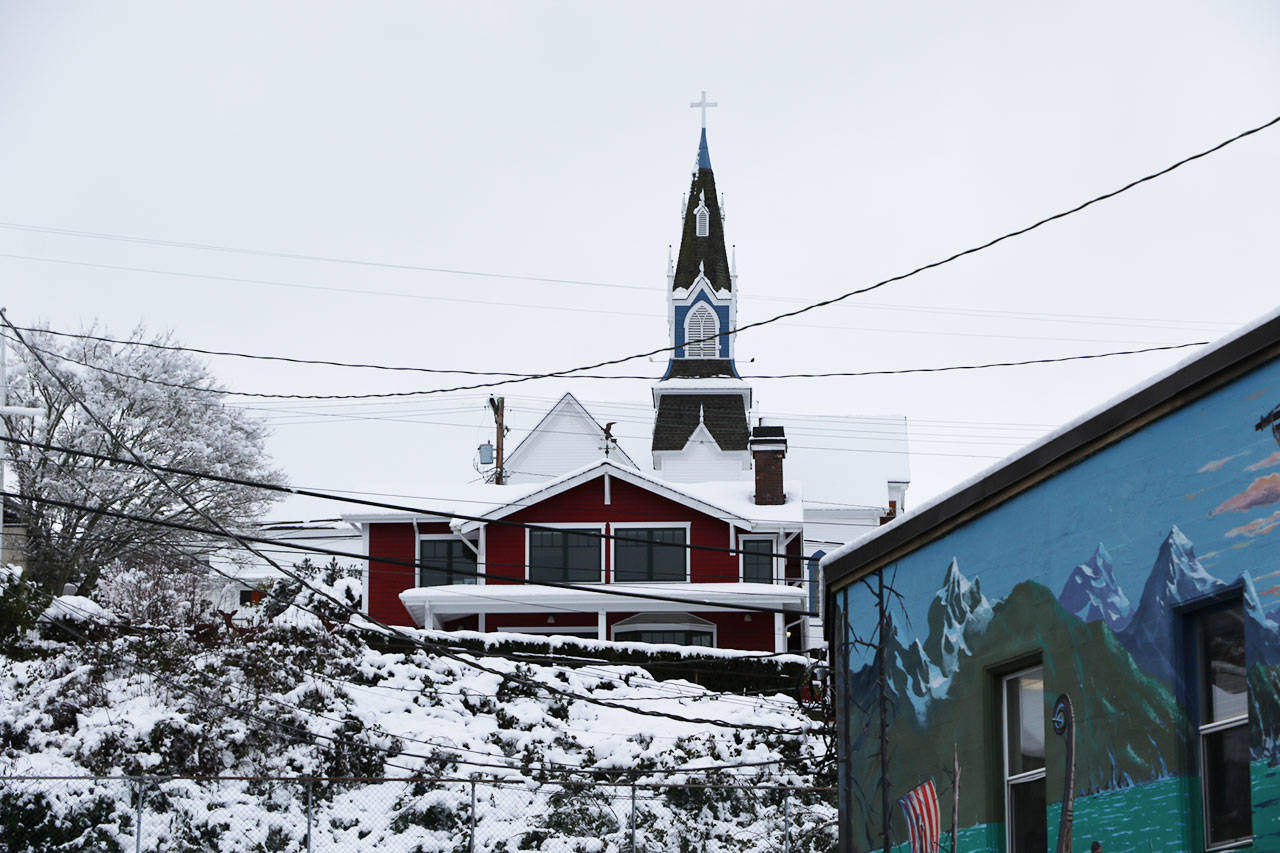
844,356,1280,661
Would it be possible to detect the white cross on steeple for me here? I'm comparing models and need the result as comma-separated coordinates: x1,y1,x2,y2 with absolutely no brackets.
689,90,717,128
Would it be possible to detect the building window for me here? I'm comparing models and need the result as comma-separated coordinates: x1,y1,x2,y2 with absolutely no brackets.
1196,602,1251,848
614,527,686,582
615,629,712,646
529,528,601,583
741,538,775,583
1003,665,1047,853
684,304,719,358
695,198,710,237
419,538,478,587
238,589,262,607
611,612,716,647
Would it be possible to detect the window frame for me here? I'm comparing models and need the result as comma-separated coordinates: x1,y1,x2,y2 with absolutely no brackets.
1002,664,1047,853
416,535,479,587
739,536,778,584
695,203,710,237
610,522,691,583
610,613,717,647
524,523,605,584
1192,599,1252,851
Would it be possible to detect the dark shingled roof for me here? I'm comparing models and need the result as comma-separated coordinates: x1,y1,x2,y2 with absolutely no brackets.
665,359,737,379
673,132,732,295
652,394,749,452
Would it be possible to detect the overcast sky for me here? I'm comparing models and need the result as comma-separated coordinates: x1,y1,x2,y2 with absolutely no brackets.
2,2,1278,522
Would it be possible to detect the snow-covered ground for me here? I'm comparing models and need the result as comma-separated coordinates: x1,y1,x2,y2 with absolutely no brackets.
0,604,835,851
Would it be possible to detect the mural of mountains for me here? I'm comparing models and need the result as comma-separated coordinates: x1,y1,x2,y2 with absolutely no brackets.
1058,543,1132,632
1119,525,1223,686
858,559,993,725
922,558,992,675
847,573,1191,832
1245,571,1280,668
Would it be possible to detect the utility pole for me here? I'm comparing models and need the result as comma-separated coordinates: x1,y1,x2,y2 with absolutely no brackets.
488,396,505,485
0,331,43,567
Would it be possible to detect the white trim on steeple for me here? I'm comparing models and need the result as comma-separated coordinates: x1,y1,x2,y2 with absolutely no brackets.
695,190,709,237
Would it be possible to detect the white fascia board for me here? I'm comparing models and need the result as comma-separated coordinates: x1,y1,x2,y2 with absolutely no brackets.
456,460,757,531
672,278,731,306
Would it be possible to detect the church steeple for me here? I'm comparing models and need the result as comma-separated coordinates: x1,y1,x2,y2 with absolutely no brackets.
665,124,738,379
651,96,752,482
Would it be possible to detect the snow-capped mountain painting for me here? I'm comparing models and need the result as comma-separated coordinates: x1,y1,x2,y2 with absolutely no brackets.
1058,543,1132,632
1118,525,1224,686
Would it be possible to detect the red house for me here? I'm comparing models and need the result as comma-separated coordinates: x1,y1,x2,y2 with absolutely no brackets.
348,456,807,652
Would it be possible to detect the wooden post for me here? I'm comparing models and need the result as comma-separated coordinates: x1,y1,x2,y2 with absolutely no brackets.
489,396,505,485
951,742,960,853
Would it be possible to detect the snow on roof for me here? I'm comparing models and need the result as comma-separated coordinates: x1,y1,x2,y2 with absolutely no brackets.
652,377,750,393
400,582,809,627
786,414,908,510
820,302,1280,570
345,458,804,529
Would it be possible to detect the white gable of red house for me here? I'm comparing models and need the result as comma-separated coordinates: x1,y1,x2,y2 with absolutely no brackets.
346,460,808,652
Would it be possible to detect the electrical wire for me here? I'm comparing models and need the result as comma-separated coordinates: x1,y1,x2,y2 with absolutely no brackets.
12,110,1262,398
2,313,820,735
4,329,1209,402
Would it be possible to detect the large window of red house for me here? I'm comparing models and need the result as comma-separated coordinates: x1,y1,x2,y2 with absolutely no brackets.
529,529,600,582
614,528,686,582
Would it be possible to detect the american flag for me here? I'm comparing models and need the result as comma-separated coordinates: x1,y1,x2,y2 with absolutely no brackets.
898,779,941,853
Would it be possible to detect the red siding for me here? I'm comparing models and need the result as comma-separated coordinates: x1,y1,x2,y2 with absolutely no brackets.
705,612,775,652
363,473,794,651
368,522,416,626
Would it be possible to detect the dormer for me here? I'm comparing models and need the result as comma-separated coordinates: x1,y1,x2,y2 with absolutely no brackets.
694,191,710,237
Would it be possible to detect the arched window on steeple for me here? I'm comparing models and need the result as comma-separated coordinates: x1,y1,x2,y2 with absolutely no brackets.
695,205,709,237
685,304,719,358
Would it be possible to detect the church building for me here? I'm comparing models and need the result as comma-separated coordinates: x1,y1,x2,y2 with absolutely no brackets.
349,100,909,652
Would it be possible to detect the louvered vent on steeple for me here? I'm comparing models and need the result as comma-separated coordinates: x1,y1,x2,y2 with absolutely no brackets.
685,304,719,357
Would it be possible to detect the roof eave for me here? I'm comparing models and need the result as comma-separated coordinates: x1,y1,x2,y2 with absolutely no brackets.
823,305,1280,593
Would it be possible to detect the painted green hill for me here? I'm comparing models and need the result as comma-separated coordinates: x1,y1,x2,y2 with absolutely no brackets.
847,580,1191,845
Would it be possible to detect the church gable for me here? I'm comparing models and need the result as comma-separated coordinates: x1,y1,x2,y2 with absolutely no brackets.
503,393,637,483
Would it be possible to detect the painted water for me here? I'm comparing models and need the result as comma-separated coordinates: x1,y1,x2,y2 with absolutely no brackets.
883,764,1280,852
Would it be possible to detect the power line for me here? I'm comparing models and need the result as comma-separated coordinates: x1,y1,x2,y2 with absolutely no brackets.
6,328,1209,400
4,313,817,735
3,111,1270,412
5,485,815,616
0,434,809,566
13,421,813,725
34,592,817,777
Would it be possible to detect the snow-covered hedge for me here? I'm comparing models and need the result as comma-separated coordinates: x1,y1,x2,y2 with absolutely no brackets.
0,618,835,851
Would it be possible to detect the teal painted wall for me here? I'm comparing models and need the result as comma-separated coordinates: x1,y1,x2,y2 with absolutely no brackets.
834,355,1280,851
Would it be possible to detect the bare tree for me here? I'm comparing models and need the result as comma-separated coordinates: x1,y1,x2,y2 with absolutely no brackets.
2,325,284,594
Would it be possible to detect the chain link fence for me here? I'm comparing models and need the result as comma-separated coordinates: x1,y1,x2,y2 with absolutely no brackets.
0,775,837,852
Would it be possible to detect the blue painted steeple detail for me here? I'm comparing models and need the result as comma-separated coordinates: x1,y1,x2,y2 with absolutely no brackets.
697,128,712,171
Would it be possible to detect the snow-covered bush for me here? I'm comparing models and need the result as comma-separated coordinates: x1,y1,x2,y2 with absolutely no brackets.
259,558,362,625
0,615,835,851
0,565,41,646
93,558,209,627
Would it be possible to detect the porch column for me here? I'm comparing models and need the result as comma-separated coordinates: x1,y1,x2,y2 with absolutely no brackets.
598,611,607,641
774,612,786,653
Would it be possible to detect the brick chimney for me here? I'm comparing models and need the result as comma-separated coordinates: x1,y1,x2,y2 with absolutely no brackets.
750,425,787,506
